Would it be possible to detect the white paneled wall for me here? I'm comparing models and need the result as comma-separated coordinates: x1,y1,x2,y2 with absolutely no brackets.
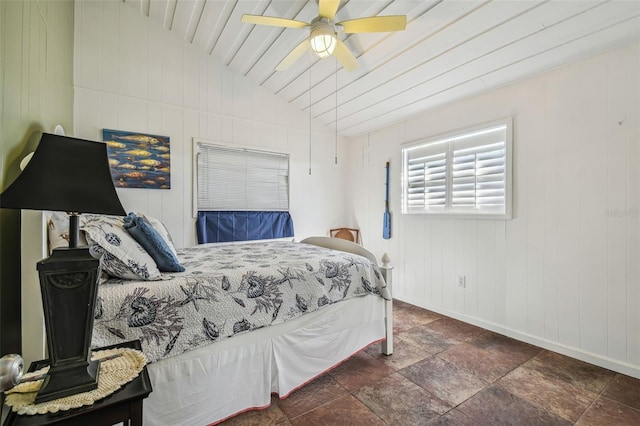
348,42,640,378
73,0,348,247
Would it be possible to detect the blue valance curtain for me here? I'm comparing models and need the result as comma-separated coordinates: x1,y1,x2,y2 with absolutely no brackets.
196,211,294,244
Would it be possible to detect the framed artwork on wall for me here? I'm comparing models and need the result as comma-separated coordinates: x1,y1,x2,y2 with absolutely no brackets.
102,129,171,189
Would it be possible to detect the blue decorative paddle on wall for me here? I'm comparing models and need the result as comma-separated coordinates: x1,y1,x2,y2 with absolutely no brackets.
383,161,391,239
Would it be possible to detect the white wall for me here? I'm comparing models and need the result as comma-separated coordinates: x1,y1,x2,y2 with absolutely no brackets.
348,42,640,378
73,0,349,248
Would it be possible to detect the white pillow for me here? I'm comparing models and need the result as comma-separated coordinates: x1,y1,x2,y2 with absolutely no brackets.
80,214,162,281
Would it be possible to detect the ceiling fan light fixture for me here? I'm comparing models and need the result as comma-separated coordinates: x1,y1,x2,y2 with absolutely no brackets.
310,26,336,59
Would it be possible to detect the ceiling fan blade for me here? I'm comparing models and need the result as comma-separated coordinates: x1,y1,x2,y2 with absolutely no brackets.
241,14,308,29
319,0,340,20
276,39,310,71
338,16,407,33
333,39,359,72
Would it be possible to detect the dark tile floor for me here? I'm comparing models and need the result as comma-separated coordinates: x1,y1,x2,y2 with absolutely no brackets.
220,300,640,425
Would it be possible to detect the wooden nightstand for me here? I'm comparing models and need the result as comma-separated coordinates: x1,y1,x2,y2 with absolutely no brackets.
3,340,152,426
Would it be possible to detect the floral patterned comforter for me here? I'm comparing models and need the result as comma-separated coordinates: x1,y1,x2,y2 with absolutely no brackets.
92,241,390,363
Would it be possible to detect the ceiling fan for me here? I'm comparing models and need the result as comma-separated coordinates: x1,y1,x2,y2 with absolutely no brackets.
241,0,407,72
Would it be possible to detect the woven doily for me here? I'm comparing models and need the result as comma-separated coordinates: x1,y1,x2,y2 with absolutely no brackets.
4,348,147,416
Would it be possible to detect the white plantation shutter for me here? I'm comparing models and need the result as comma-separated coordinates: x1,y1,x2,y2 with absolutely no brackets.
452,141,506,211
451,125,507,213
196,143,289,211
402,119,512,218
404,143,447,213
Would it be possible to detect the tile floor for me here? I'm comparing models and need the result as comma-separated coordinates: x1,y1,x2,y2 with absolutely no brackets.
220,300,640,425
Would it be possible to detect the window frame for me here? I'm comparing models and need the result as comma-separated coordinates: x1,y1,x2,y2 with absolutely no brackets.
192,139,290,218
401,117,513,220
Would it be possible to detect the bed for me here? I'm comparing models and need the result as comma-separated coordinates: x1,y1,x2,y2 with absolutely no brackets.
20,211,393,425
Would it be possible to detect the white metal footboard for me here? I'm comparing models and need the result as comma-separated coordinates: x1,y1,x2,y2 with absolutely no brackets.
300,236,393,356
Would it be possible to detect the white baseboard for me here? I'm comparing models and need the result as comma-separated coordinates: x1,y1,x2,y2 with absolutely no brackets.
397,297,640,380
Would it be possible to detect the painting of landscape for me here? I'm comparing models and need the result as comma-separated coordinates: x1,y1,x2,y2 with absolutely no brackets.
103,129,171,189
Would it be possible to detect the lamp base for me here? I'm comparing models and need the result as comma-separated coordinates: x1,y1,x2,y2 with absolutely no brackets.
35,359,100,403
36,247,102,404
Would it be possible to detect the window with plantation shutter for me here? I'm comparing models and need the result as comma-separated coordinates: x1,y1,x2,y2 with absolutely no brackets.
194,141,289,212
402,118,512,219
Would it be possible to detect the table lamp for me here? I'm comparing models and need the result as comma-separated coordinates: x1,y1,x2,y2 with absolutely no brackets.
0,132,125,403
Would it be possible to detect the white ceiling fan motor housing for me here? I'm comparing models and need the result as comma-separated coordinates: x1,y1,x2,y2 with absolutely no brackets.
309,18,337,58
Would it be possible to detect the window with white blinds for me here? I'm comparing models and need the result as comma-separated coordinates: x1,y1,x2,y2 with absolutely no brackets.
195,142,289,211
402,118,512,218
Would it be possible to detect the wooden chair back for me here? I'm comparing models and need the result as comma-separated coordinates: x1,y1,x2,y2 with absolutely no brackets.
330,227,360,244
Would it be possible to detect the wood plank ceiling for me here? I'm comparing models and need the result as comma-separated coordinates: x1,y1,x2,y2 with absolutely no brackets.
121,0,640,139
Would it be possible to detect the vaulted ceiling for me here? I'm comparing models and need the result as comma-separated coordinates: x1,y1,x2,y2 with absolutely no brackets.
121,0,640,139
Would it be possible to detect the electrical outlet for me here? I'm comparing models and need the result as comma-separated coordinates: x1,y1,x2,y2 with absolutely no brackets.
457,275,466,288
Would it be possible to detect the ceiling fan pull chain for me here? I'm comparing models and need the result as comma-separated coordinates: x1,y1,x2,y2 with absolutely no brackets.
335,55,338,165
309,54,313,176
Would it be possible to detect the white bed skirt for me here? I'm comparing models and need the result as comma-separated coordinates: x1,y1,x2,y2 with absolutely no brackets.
144,294,386,425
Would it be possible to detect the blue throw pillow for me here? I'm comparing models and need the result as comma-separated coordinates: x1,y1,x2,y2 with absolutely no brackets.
123,212,185,272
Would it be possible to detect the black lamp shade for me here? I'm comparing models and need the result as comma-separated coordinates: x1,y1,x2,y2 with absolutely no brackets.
0,133,125,216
